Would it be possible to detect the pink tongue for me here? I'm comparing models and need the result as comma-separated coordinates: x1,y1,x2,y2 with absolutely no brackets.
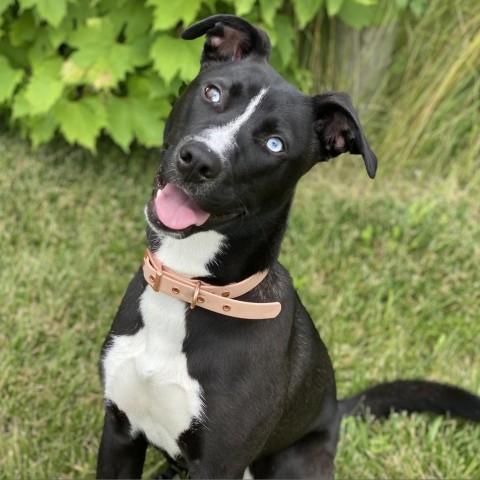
155,183,210,230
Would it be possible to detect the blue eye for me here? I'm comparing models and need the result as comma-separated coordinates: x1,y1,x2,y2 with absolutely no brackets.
205,85,221,103
266,137,284,153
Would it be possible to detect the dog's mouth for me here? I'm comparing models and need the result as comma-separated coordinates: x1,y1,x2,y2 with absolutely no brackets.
146,175,244,233
154,182,211,230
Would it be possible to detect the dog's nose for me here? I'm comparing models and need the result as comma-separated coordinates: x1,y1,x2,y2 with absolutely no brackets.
177,142,222,183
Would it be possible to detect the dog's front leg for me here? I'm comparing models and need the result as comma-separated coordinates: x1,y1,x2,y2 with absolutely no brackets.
96,403,147,479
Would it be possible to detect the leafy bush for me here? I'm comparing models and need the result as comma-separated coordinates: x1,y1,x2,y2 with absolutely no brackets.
0,0,420,152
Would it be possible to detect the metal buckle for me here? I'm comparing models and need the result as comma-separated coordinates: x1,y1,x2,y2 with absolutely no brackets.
152,269,162,292
190,281,202,309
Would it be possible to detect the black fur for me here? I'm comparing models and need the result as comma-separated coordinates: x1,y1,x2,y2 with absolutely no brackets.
340,380,480,421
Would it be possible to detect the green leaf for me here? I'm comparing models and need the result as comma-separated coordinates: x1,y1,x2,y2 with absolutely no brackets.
54,97,107,151
12,87,30,118
259,0,284,26
86,44,138,89
234,0,256,16
105,93,169,150
9,10,37,47
28,28,54,64
66,17,142,90
293,0,324,29
98,0,129,11
127,72,170,100
326,0,344,16
0,56,23,102
105,96,134,152
68,17,116,63
108,0,154,41
128,36,153,68
147,0,202,31
274,15,294,67
63,50,138,91
19,0,68,27
0,0,13,16
24,75,63,115
47,27,66,49
29,112,58,147
38,0,68,27
61,60,87,85
24,57,63,114
130,97,167,147
62,0,97,31
151,35,203,83
47,0,96,48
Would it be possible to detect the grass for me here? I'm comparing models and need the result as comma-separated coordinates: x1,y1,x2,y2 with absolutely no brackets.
288,168,480,478
1,1,480,477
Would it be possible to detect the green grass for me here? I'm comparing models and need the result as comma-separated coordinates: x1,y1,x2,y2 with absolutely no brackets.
1,129,479,479
288,168,480,478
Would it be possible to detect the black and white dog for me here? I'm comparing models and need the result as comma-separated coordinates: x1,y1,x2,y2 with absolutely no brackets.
97,15,480,479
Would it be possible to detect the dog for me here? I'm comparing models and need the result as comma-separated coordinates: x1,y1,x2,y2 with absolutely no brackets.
97,15,480,479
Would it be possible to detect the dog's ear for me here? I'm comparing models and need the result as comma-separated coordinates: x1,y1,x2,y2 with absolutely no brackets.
313,92,377,178
182,15,271,64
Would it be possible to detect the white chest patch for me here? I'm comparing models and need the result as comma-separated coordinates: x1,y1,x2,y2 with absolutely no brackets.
103,230,225,458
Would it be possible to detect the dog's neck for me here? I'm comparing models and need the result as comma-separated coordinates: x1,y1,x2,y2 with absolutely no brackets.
146,229,225,279
146,203,291,285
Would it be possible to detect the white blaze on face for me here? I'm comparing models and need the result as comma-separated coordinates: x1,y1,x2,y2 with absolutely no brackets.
192,87,269,159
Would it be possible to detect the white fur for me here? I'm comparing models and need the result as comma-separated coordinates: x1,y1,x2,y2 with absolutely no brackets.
155,229,225,277
103,230,226,458
243,467,254,479
181,87,269,160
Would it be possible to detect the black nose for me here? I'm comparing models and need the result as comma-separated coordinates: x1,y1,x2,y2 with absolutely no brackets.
177,142,222,183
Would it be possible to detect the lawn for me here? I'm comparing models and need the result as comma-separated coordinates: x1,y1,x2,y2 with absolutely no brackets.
1,125,479,478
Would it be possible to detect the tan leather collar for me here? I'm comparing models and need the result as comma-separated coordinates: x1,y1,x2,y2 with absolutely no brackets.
142,249,281,320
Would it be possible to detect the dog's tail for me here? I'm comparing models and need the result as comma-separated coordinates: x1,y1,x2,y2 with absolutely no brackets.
338,379,480,422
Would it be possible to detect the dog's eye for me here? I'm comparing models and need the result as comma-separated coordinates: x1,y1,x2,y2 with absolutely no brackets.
205,86,221,104
266,137,284,153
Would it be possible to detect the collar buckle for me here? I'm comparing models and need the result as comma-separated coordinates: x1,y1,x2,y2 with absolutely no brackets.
190,281,204,309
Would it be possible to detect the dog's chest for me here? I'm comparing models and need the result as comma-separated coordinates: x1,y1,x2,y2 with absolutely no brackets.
102,231,225,458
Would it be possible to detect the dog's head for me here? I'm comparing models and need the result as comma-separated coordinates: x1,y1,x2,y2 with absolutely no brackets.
146,15,377,239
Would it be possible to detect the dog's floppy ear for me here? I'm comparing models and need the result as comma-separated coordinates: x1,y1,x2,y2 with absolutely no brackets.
182,15,271,64
313,92,377,178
